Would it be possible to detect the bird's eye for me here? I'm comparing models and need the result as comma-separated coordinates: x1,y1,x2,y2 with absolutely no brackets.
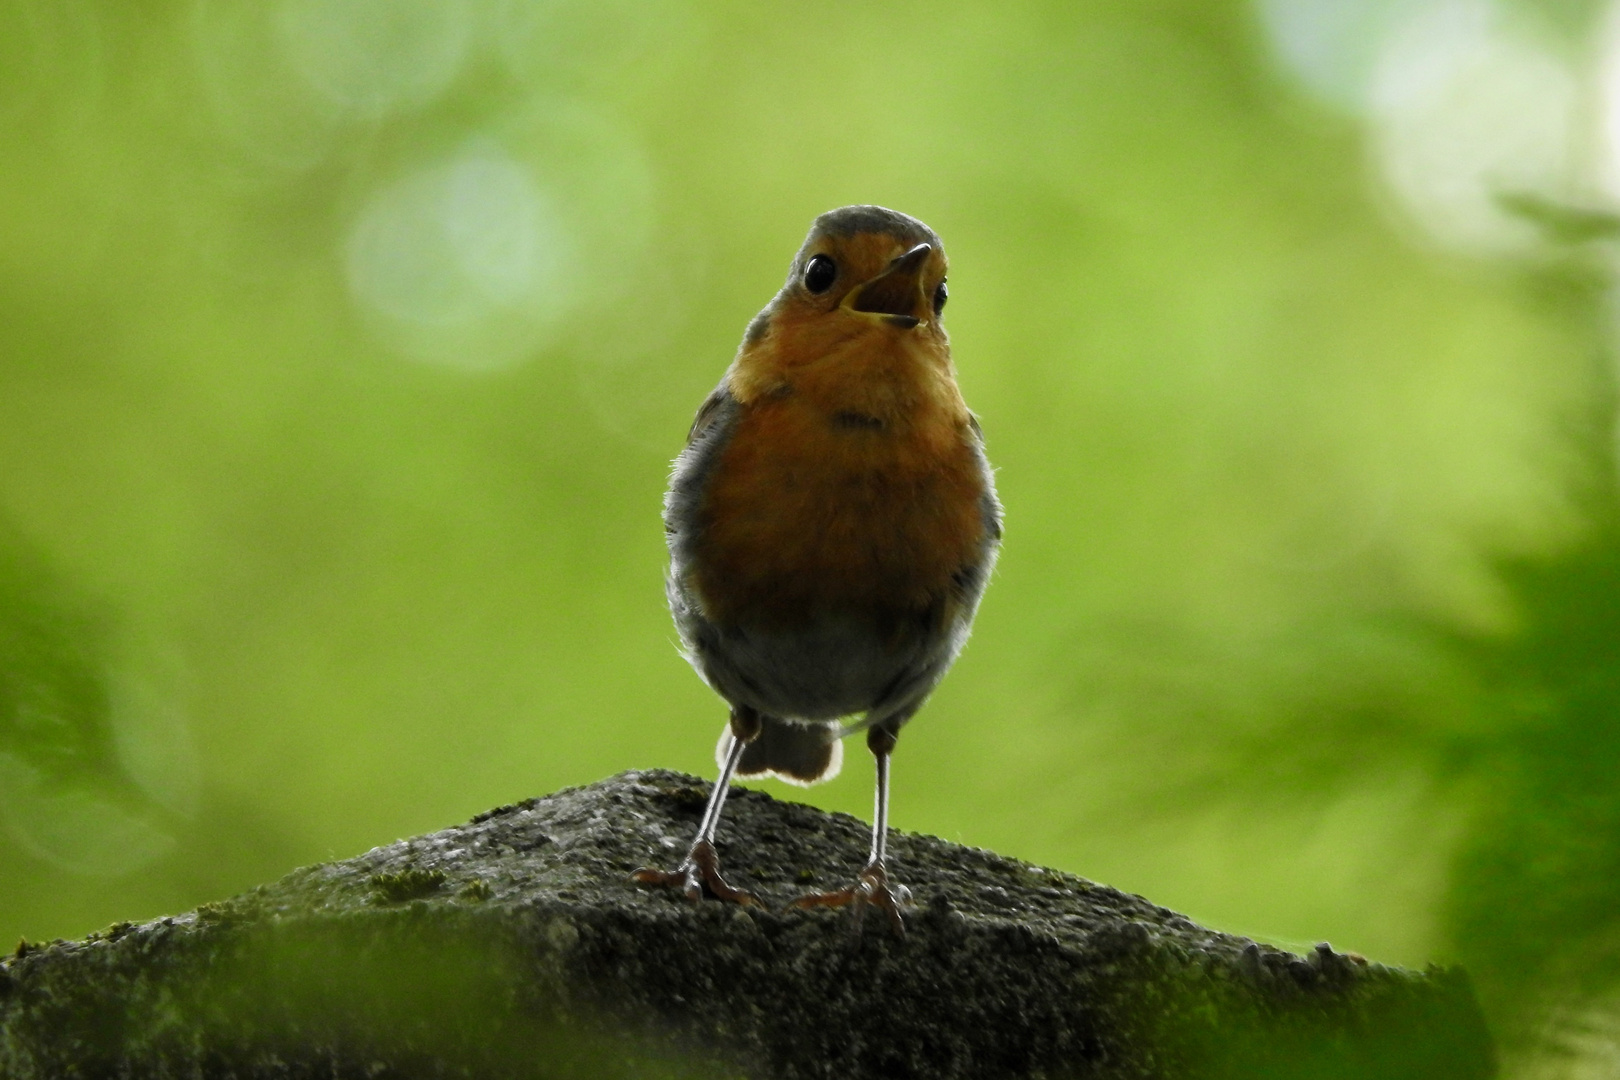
803,254,837,294
933,278,948,316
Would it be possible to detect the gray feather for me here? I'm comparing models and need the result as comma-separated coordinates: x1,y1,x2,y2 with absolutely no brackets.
718,717,844,787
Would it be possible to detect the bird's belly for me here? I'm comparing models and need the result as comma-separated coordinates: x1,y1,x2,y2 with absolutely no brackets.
685,405,987,633
667,388,992,720
681,609,965,722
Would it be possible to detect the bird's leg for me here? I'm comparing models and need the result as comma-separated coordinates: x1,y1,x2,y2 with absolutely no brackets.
790,724,911,934
631,705,763,906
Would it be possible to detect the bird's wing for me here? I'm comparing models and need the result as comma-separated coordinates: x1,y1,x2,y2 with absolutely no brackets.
665,380,741,547
686,381,737,446
967,412,1004,543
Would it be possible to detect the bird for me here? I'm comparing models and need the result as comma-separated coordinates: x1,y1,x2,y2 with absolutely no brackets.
631,205,1001,930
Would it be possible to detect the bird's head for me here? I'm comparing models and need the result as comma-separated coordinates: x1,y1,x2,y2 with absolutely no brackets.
733,206,951,391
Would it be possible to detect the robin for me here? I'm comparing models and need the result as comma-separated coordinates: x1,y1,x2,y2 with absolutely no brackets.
632,205,1001,930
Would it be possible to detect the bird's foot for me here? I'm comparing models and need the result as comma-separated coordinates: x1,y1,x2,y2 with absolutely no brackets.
631,838,762,907
790,860,912,935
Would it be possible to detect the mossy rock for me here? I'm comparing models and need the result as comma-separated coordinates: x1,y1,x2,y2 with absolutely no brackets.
0,770,1493,1079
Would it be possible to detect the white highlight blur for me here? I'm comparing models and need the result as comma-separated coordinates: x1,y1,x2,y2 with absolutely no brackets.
492,0,680,86
275,0,472,119
345,143,573,370
1368,0,1577,255
1257,0,1419,110
1596,2,1620,199
191,0,669,370
193,0,344,174
1257,0,1581,257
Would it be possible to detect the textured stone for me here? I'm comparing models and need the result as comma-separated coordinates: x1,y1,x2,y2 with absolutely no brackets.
0,770,1493,1078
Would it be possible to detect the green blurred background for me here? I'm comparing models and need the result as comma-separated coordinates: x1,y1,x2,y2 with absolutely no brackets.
4,0,1620,1070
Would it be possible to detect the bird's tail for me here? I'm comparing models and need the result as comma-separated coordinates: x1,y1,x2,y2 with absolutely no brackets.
716,716,843,787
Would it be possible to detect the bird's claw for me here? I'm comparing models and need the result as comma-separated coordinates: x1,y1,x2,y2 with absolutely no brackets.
631,838,762,907
790,861,911,935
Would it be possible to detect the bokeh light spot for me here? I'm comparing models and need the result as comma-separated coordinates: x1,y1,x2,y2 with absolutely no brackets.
1596,1,1620,200
1256,0,1422,110
1258,0,1580,256
193,0,348,174
1368,0,1576,255
275,0,472,119
492,0,685,88
345,143,573,369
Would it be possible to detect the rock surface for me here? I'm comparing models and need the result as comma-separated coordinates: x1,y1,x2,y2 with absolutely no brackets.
0,769,1492,1079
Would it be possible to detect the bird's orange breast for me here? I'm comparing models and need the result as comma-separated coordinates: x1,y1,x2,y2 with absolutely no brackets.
690,332,988,636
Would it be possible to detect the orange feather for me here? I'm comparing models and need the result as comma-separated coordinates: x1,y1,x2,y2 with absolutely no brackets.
692,319,986,638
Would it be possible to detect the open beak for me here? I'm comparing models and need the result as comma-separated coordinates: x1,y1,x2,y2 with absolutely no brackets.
846,243,932,329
